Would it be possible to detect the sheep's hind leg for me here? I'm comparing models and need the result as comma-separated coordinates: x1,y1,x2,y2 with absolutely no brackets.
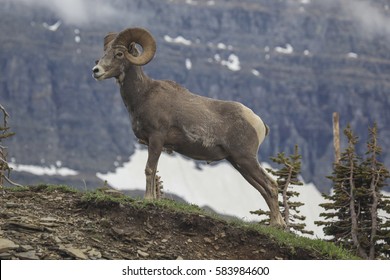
228,156,286,229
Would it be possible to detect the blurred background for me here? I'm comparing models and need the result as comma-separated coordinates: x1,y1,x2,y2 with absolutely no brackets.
1,0,389,196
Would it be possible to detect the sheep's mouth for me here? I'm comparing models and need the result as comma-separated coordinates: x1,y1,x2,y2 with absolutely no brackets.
92,65,108,80
92,72,105,80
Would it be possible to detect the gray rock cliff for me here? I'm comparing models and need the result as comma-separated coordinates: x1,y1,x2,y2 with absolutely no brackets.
1,0,389,192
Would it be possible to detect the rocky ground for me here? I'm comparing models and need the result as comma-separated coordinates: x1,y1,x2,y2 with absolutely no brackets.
0,185,330,260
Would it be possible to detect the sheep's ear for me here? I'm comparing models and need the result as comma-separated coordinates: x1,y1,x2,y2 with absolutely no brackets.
104,32,117,51
128,42,140,57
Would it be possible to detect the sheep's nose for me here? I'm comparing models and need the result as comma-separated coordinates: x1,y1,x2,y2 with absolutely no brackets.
92,66,104,79
92,66,100,74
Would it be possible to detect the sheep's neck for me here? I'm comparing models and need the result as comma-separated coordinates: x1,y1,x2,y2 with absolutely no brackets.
119,65,151,114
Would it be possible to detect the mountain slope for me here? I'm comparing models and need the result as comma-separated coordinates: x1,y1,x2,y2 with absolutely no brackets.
0,185,356,260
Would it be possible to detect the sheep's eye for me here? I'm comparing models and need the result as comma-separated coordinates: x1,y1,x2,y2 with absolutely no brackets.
116,52,124,58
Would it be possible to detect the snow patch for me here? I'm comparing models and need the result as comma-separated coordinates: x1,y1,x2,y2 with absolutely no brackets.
186,0,197,5
251,69,260,76
220,54,241,71
217,43,226,50
164,35,192,46
9,163,78,177
42,20,61,32
347,52,358,59
185,58,192,70
275,44,293,54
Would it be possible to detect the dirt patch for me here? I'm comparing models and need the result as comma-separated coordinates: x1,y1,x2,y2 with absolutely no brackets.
0,186,323,260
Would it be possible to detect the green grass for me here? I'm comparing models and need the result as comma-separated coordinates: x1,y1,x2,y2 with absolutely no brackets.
81,188,135,204
3,183,78,193
249,223,359,259
4,184,358,259
137,197,207,214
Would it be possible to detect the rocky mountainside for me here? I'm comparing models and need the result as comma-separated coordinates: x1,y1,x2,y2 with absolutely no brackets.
0,185,353,260
0,0,389,192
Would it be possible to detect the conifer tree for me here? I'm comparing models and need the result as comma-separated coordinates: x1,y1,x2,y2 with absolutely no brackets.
360,123,390,259
0,103,19,187
316,124,390,259
251,145,313,235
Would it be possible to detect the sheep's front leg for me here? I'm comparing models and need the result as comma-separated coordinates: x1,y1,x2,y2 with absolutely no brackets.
144,136,163,200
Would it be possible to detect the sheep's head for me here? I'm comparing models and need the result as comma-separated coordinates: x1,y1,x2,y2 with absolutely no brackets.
92,27,156,81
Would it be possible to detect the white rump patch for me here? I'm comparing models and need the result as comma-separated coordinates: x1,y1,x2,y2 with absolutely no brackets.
240,105,266,145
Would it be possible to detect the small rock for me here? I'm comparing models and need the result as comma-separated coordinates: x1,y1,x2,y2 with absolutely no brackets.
111,227,125,236
203,237,212,243
15,251,39,260
274,256,284,260
176,256,184,260
187,238,193,243
87,248,102,259
161,239,168,243
40,217,58,222
137,250,149,258
20,245,34,251
0,238,19,253
53,236,62,243
137,246,148,252
5,202,18,208
0,252,12,259
4,222,46,232
39,222,58,227
59,245,88,260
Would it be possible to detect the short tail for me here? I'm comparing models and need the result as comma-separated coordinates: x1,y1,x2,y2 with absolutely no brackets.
263,121,270,136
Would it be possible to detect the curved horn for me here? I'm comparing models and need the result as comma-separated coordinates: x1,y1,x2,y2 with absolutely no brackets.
104,32,117,51
112,27,156,66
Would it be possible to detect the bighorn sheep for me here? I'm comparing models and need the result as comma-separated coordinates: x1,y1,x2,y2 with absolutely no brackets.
92,27,285,228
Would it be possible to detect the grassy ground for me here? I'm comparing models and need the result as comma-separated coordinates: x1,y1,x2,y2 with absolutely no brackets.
1,184,358,260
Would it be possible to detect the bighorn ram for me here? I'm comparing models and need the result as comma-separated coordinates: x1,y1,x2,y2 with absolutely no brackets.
92,27,285,228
